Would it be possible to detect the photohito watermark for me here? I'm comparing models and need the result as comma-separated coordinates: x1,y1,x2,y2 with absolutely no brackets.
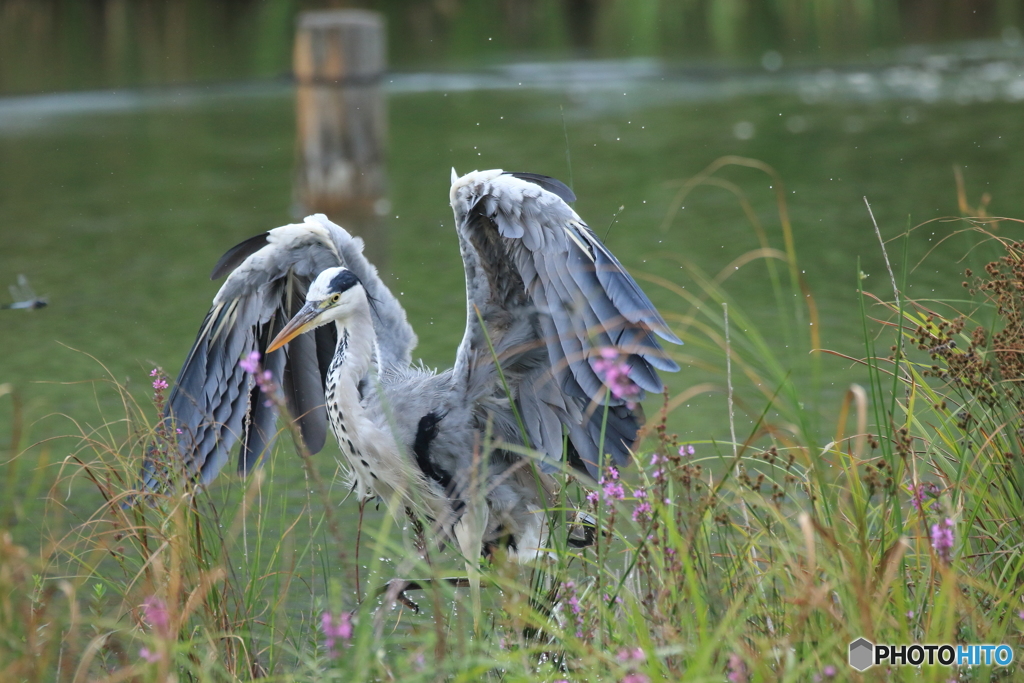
849,638,1014,671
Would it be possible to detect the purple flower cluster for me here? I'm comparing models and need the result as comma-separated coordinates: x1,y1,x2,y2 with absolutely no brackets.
149,368,170,416
239,351,276,407
603,466,625,500
930,517,955,564
604,592,624,606
587,466,627,508
139,596,170,663
559,580,585,638
632,488,652,522
726,653,748,682
648,445,693,487
143,597,170,635
907,482,941,513
593,347,640,409
321,610,353,658
813,665,838,681
150,368,169,392
649,453,665,481
621,675,650,683
616,646,648,683
616,647,646,663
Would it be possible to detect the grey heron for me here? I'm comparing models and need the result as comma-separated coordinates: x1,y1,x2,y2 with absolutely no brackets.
143,168,680,570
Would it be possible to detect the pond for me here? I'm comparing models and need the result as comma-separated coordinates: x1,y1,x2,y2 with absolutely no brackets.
2,3,1024,546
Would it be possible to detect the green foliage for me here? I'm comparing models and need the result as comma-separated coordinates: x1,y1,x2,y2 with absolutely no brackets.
3,162,1024,681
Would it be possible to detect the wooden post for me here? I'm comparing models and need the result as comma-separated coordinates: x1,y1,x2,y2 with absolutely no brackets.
293,10,387,220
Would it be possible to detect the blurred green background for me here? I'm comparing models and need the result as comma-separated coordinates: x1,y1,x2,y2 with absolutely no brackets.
2,0,1023,94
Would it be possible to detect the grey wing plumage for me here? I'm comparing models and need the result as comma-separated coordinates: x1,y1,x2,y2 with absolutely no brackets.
450,170,681,478
141,214,416,490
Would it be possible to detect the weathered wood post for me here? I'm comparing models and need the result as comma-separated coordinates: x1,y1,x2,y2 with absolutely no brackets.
293,10,387,224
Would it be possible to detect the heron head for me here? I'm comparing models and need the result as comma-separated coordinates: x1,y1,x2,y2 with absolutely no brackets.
267,267,366,352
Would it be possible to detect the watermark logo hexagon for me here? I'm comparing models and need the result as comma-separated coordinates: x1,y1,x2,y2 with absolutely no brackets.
849,638,874,671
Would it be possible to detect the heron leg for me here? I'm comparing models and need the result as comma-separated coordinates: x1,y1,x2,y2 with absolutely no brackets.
506,504,550,564
355,498,366,602
373,577,477,613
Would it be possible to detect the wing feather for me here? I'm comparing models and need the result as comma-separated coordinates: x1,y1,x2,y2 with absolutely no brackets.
142,215,414,491
450,170,681,478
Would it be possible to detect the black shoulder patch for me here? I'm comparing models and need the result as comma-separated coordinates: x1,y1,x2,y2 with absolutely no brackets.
505,172,576,203
329,269,361,294
211,232,270,280
412,412,445,479
412,411,459,496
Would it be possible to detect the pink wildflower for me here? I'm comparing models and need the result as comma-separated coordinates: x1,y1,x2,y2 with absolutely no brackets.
632,487,651,521
139,646,161,663
931,518,955,563
678,444,695,457
150,368,169,400
593,347,640,409
622,675,649,683
813,665,838,681
616,647,646,662
321,610,353,658
603,479,625,501
139,596,170,663
906,482,940,512
239,350,261,374
239,351,277,404
727,653,748,682
588,466,627,508
632,501,652,522
559,581,584,638
142,597,170,637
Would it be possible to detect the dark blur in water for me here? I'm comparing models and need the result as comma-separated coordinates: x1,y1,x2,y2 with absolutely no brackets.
1,1,1024,538
2,0,1022,95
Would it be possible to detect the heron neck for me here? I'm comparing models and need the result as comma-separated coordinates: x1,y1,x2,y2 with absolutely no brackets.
324,299,392,502
327,301,378,406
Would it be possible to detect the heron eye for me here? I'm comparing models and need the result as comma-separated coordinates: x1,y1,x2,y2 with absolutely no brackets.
331,293,341,304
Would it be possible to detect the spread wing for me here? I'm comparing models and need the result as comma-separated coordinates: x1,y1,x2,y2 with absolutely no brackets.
141,214,416,490
450,170,680,478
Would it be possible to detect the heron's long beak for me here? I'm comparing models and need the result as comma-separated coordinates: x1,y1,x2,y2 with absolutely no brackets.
267,302,322,353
